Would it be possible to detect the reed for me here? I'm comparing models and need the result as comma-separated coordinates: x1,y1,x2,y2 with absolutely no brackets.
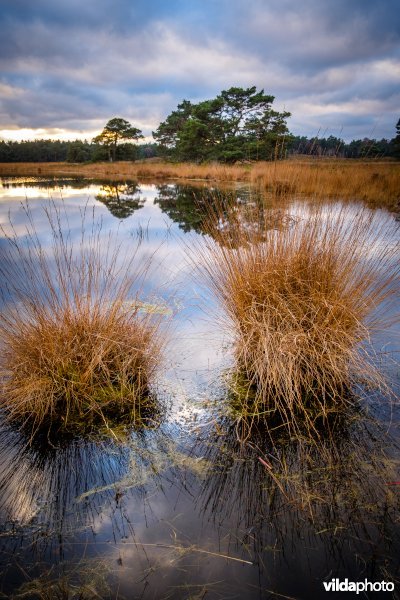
0,160,249,183
251,159,400,210
0,202,165,434
0,159,398,210
194,201,399,437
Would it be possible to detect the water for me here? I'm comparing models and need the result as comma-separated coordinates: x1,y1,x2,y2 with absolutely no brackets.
0,177,399,599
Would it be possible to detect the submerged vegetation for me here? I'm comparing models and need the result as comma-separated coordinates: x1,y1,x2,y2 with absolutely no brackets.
194,201,399,439
0,203,166,434
194,412,400,592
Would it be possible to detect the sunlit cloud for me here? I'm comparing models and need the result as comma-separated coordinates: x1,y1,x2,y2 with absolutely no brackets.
0,127,100,142
0,0,399,141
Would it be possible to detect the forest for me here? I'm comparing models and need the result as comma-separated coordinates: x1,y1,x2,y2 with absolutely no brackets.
0,87,399,163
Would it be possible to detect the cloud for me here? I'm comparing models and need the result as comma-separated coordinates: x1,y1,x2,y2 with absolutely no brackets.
0,0,399,140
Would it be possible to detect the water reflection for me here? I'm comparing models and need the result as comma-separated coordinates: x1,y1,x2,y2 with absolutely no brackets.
0,178,398,598
0,176,89,190
0,421,159,533
154,183,299,252
0,419,212,596
195,408,400,596
154,183,263,235
154,183,214,234
95,182,145,219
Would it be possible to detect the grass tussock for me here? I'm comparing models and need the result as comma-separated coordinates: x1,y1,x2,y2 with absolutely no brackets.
195,202,399,437
0,203,165,434
0,158,399,210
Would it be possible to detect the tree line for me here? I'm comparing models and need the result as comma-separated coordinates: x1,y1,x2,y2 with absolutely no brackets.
0,87,399,162
0,138,158,163
288,134,398,159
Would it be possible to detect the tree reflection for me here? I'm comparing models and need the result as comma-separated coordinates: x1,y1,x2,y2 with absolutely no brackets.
154,183,290,246
95,182,144,219
1,177,89,189
154,184,214,234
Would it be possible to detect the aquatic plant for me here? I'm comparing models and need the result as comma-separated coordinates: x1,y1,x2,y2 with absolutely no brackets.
0,202,166,434
194,202,399,437
11,558,112,600
194,413,400,588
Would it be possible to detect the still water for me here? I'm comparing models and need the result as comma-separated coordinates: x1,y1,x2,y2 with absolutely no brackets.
0,177,399,599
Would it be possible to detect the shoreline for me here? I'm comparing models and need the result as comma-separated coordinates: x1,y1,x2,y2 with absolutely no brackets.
0,159,399,211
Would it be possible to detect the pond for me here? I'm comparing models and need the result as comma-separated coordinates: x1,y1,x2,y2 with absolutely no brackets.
0,177,399,599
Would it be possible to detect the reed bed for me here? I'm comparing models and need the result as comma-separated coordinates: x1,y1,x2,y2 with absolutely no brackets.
0,160,248,183
251,159,400,210
0,203,165,434
194,201,399,438
0,159,398,209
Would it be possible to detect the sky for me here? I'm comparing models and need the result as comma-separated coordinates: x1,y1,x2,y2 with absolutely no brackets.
0,0,399,143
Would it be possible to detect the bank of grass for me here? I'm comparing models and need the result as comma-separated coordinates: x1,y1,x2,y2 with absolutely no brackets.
0,160,248,183
0,203,165,435
194,202,399,438
0,158,399,210
251,159,400,211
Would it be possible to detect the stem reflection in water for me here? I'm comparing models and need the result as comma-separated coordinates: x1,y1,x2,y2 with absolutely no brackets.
194,401,400,593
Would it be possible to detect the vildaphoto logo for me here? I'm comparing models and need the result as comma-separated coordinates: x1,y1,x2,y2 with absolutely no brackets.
323,579,394,594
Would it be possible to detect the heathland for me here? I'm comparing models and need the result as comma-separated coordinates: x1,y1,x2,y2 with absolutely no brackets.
0,158,399,211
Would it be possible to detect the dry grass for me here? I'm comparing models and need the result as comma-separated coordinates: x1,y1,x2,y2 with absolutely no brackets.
0,160,248,183
0,203,165,434
0,159,399,210
194,201,399,438
10,558,113,600
251,159,400,210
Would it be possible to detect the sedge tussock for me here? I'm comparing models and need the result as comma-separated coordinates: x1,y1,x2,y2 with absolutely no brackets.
194,201,399,437
0,202,166,434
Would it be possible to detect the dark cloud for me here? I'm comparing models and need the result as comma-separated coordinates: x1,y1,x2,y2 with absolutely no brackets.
230,0,400,66
0,0,398,140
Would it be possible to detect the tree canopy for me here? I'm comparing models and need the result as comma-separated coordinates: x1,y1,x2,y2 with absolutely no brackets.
1,111,399,164
93,117,143,161
153,86,291,162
